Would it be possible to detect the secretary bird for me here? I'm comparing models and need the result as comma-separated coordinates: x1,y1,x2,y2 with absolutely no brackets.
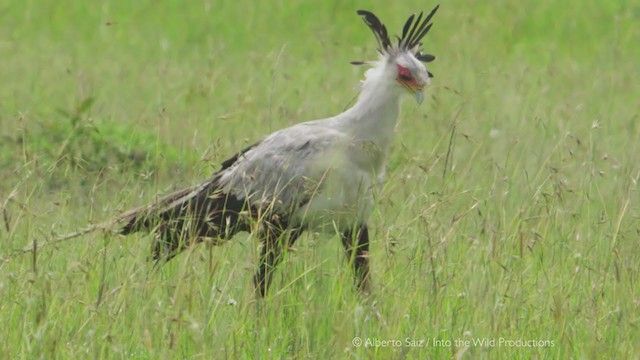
118,6,439,297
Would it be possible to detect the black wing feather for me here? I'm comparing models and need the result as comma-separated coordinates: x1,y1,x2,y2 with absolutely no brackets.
219,142,259,171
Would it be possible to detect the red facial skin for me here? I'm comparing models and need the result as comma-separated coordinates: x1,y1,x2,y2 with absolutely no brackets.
396,64,422,90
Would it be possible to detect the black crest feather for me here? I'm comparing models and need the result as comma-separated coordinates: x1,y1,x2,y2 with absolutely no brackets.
356,10,392,53
401,5,439,50
356,5,439,64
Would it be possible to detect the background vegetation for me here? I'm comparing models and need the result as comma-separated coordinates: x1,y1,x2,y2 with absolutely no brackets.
1,0,638,358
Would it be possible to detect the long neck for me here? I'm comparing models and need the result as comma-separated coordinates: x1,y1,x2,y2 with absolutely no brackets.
334,69,402,153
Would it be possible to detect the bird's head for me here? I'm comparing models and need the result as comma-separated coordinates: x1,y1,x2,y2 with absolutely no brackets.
353,6,439,104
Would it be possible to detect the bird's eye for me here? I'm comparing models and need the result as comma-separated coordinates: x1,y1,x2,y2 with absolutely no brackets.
397,64,413,82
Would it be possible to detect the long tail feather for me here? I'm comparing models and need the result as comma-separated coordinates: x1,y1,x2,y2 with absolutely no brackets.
118,176,249,259
117,181,208,234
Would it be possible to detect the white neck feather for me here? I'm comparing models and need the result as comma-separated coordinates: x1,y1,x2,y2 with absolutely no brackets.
333,62,403,153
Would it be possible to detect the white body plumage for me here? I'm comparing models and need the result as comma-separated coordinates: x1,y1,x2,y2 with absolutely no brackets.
217,57,423,232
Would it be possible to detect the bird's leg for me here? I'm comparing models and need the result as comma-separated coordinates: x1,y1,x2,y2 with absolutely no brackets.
254,220,303,297
341,224,371,294
151,223,181,262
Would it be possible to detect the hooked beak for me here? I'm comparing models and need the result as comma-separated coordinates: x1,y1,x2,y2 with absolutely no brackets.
401,82,425,104
414,90,424,104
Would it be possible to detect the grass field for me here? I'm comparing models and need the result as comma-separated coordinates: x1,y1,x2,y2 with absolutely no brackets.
1,0,639,358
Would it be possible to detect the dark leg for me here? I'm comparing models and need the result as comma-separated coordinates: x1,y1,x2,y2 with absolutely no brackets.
151,223,185,263
341,224,371,294
254,222,303,297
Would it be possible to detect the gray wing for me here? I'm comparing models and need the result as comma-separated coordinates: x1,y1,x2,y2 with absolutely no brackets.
217,121,348,215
